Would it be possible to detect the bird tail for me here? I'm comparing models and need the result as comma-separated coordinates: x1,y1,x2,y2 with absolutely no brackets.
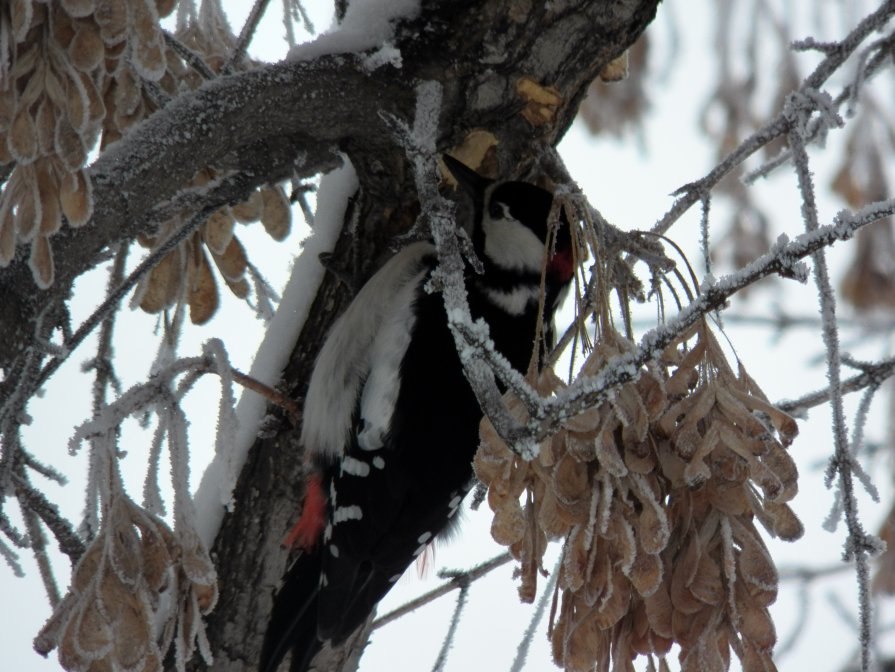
259,546,324,672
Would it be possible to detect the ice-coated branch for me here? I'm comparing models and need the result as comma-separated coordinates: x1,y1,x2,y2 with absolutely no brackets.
14,475,85,563
787,99,876,671
530,199,895,444
226,0,274,72
778,355,895,415
390,81,536,454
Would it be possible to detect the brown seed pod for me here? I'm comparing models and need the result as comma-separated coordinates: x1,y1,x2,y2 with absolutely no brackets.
69,19,105,71
29,234,55,288
260,186,292,240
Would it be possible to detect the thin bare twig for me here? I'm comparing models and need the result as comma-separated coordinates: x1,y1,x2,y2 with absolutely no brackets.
14,476,85,564
164,31,217,80
22,508,60,606
371,553,512,631
225,0,273,73
788,101,874,671
778,356,895,415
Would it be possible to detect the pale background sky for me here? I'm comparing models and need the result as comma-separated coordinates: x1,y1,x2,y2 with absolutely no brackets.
4,2,892,671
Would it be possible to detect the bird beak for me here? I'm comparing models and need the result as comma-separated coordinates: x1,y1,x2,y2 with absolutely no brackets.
441,154,491,196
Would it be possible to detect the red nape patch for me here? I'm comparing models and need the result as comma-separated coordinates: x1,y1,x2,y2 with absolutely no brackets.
548,248,575,283
283,473,326,550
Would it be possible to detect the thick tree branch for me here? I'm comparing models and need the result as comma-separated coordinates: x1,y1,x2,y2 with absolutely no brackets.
195,3,660,671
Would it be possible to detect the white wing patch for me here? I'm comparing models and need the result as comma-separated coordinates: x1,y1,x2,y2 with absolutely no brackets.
357,266,427,451
301,242,434,458
340,456,371,477
333,505,363,524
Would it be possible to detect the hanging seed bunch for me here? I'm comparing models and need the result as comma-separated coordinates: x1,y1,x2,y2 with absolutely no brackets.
0,0,162,284
131,9,292,324
476,319,802,672
34,491,217,672
0,1,292,318
0,0,173,283
133,169,291,325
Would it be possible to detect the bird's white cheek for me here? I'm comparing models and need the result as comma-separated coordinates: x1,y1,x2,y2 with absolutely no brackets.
482,215,545,273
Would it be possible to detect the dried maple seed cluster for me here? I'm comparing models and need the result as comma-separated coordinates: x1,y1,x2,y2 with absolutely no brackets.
134,176,291,325
476,321,802,672
35,493,217,672
0,0,130,283
127,15,293,324
1,1,292,319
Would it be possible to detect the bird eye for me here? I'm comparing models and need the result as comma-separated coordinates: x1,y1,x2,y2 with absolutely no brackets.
489,201,505,219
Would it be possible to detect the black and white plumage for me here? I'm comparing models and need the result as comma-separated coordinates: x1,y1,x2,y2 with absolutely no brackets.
260,156,575,672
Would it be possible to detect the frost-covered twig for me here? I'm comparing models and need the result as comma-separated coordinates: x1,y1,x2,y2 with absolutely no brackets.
246,261,281,322
0,307,54,494
35,206,215,402
32,165,290,403
21,454,67,487
14,476,85,563
430,581,469,672
777,356,895,415
79,245,129,532
531,200,895,445
225,0,273,73
86,245,128,414
0,504,27,548
745,32,895,185
371,553,512,630
387,81,534,452
510,554,561,672
788,98,877,671
71,354,298,459
163,31,217,80
22,507,60,606
654,0,895,236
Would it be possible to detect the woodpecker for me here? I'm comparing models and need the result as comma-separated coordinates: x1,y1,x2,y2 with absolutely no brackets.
260,156,575,672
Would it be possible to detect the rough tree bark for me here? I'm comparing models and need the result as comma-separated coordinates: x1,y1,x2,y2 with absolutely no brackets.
189,3,659,671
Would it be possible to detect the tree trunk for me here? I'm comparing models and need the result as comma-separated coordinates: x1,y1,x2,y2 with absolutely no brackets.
138,2,659,670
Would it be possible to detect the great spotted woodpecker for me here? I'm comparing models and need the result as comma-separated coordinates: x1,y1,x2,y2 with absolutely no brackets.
260,156,575,672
